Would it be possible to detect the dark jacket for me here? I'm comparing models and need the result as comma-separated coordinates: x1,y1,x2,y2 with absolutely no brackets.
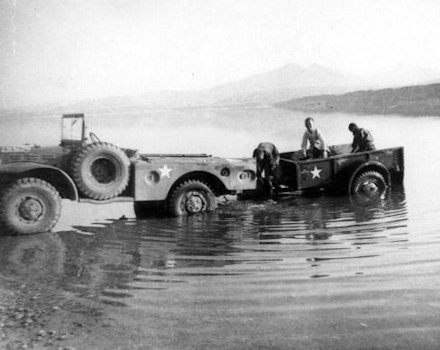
253,142,280,180
352,128,375,152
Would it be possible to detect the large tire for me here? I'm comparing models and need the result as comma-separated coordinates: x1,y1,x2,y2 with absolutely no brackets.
0,178,61,235
351,170,387,197
168,180,216,216
71,142,130,200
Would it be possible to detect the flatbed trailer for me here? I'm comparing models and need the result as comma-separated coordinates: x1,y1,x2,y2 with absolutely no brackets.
278,144,404,195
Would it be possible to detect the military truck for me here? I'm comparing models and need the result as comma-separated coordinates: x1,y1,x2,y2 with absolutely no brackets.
0,114,257,235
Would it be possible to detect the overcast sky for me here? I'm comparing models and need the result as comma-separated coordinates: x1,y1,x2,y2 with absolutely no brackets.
1,0,440,108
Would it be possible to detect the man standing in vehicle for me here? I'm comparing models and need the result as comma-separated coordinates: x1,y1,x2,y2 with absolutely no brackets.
348,123,376,153
301,117,329,159
253,142,281,198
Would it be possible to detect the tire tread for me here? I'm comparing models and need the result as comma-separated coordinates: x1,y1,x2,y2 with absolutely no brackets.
351,170,386,194
71,142,130,200
167,179,216,216
0,177,61,235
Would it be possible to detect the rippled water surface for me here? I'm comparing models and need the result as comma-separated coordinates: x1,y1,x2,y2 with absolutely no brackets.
1,109,440,349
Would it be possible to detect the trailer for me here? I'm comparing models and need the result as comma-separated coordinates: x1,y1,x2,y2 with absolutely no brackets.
278,144,404,197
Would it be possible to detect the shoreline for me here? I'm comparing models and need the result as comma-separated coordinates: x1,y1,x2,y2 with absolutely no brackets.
0,276,109,350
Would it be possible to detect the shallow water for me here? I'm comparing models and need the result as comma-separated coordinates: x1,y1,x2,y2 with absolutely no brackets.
1,108,440,349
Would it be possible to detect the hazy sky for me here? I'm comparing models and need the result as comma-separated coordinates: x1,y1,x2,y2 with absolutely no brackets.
1,0,440,108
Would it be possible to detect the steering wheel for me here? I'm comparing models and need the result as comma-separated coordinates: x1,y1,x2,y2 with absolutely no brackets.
89,132,101,144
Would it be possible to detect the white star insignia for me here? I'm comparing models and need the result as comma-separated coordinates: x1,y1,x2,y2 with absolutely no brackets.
158,164,172,178
310,166,322,179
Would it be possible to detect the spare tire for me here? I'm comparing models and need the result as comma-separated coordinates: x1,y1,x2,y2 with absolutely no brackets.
71,142,130,200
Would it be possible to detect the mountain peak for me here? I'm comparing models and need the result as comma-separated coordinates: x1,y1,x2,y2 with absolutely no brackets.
205,63,365,105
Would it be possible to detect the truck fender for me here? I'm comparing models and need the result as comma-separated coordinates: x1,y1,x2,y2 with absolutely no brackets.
167,171,227,199
0,162,79,201
348,161,391,191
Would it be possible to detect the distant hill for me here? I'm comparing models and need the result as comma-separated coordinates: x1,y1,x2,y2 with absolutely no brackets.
3,63,440,117
276,83,440,116
205,63,365,106
0,64,366,116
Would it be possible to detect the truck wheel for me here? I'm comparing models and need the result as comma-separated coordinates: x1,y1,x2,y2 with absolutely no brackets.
351,170,386,197
168,180,216,216
71,142,130,200
0,178,61,235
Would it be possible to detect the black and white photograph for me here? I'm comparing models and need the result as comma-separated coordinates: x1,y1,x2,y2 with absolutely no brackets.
0,0,439,349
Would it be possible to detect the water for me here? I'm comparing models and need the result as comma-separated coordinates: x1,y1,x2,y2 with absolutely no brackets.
1,108,440,349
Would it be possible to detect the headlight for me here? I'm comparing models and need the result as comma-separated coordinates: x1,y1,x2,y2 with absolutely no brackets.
220,167,230,177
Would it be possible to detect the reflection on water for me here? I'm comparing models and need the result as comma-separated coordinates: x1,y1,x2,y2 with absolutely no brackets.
1,182,440,347
0,233,66,281
0,189,409,305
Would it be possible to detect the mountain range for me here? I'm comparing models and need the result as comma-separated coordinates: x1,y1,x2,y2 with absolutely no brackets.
2,63,440,117
205,63,365,106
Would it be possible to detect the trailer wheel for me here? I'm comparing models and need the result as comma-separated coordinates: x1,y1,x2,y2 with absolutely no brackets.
168,180,216,216
0,178,61,235
71,142,130,200
351,170,386,197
